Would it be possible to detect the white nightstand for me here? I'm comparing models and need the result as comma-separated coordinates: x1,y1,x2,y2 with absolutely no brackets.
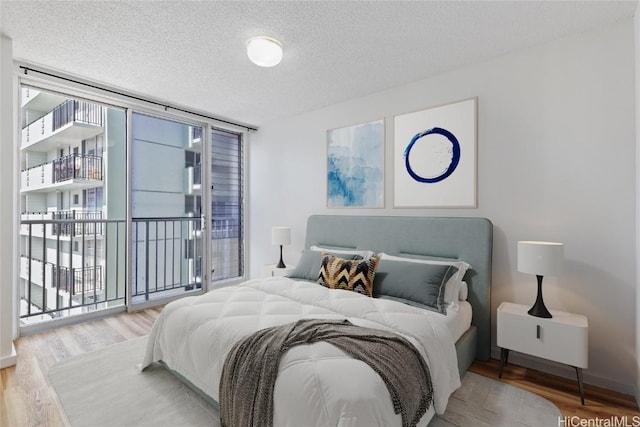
262,264,295,278
497,302,588,405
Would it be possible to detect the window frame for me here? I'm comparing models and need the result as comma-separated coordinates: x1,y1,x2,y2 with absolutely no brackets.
209,126,246,285
16,64,249,325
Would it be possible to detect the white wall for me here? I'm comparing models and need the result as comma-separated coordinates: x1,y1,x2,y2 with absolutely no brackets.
250,20,637,393
0,34,18,368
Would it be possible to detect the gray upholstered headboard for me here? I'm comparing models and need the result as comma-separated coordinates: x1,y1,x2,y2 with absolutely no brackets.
304,215,493,361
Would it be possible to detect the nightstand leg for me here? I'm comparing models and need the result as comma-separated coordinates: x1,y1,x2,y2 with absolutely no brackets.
499,348,509,378
574,366,585,405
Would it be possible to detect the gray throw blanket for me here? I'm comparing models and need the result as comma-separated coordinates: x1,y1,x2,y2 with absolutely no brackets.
219,318,433,427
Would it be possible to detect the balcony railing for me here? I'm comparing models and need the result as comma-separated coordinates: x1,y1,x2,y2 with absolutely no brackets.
20,216,205,322
64,265,103,295
52,211,103,236
20,217,125,320
21,155,103,192
53,154,103,182
22,99,104,149
52,99,103,131
20,259,102,295
131,217,204,299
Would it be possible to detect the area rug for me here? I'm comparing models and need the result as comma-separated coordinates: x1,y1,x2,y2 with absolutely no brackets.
49,336,561,427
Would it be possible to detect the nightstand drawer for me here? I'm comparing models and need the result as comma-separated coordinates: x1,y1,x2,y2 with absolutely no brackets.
497,303,588,368
262,264,295,278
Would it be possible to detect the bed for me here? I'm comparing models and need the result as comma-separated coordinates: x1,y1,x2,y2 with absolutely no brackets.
142,215,493,426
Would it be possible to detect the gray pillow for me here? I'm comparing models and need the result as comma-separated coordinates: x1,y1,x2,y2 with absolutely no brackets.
373,258,459,314
287,249,363,281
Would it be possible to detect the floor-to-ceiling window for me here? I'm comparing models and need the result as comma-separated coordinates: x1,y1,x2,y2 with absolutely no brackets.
17,74,248,330
130,113,205,302
19,85,126,325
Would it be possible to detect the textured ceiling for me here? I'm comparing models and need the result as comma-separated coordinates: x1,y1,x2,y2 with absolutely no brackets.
1,1,637,127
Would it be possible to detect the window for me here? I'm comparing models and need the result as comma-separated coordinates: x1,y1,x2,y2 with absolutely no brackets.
211,128,243,281
19,83,126,326
130,113,205,300
17,75,248,329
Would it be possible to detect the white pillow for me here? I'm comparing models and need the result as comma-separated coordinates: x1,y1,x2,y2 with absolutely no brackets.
378,253,471,306
310,245,375,259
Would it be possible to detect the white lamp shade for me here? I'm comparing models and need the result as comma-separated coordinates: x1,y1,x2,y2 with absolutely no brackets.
246,36,283,67
517,241,564,276
271,227,291,246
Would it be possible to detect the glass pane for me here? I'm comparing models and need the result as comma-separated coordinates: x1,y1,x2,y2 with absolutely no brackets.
130,113,204,301
19,85,126,325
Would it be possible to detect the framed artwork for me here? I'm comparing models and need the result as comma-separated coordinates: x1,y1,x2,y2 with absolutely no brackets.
393,98,477,208
327,119,384,208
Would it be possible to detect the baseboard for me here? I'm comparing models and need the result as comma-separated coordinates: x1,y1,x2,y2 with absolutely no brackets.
0,343,17,369
490,347,635,397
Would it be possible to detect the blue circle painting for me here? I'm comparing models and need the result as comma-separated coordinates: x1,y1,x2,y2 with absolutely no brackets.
403,127,461,183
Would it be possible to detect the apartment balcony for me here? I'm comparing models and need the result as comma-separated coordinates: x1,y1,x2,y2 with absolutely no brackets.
21,99,104,152
20,257,57,288
21,154,103,193
185,164,202,194
53,210,104,237
20,211,104,239
20,257,102,292
21,87,67,112
188,126,202,149
66,265,103,295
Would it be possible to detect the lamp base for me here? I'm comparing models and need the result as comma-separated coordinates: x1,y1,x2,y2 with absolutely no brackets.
528,274,552,318
276,245,286,269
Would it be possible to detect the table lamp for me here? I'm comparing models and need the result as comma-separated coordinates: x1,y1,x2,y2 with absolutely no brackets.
271,227,291,268
517,241,564,318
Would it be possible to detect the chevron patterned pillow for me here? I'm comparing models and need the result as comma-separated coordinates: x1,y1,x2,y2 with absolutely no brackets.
317,253,380,297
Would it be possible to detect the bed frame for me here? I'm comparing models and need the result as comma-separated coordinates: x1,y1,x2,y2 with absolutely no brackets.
304,215,493,372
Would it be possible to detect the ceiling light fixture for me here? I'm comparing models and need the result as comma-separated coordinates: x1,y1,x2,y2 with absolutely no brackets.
246,36,283,67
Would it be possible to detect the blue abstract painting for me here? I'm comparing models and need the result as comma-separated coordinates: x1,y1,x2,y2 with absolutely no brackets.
327,119,384,208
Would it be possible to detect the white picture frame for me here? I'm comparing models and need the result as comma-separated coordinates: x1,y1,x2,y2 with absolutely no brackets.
393,98,477,208
327,119,385,208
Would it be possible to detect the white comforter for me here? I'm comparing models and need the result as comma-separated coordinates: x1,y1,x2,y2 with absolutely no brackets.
142,277,461,427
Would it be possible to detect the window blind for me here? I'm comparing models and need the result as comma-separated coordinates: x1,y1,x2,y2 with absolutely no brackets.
211,129,243,281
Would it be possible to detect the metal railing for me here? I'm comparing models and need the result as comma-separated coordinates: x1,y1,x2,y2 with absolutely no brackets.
52,211,103,236
20,216,206,322
52,99,103,131
73,265,102,294
131,217,204,299
20,217,125,320
22,261,103,295
53,153,103,182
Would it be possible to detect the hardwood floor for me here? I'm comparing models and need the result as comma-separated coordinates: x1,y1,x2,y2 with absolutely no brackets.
1,307,638,426
0,308,162,427
469,360,640,421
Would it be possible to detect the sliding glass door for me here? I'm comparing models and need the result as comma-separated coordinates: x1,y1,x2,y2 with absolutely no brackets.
130,113,205,303
17,78,247,331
